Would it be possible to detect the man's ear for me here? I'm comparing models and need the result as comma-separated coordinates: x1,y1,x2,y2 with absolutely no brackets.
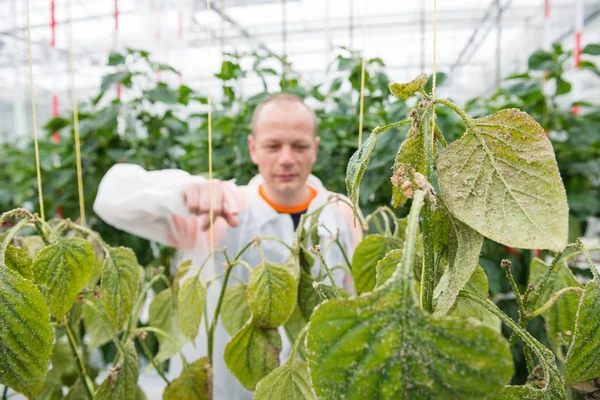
311,136,320,164
248,135,259,165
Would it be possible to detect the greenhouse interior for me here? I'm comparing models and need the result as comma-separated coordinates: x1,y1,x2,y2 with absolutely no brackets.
1,0,600,399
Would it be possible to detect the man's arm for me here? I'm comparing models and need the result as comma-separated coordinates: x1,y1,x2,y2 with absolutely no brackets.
93,164,240,249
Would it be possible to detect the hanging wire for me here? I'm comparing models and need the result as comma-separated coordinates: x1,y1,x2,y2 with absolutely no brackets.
430,0,437,142
68,0,86,225
357,1,367,147
25,0,46,221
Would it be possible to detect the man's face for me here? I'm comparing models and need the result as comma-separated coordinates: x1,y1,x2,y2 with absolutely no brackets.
248,102,319,197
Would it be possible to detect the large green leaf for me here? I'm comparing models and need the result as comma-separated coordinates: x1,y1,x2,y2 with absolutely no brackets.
564,279,600,388
437,109,568,252
83,296,113,349
307,191,514,399
432,207,484,316
224,319,282,391
178,276,206,341
5,244,33,280
221,284,251,336
254,359,316,400
529,258,582,354
149,288,187,363
93,342,138,400
375,249,403,287
351,234,403,294
163,357,210,400
389,73,427,99
247,261,297,328
33,237,95,319
101,246,140,331
0,266,53,398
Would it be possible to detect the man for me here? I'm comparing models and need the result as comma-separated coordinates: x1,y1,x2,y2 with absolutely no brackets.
93,93,362,399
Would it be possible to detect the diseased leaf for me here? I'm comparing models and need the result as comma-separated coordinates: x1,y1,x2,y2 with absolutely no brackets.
149,288,187,363
495,384,546,399
375,249,403,287
391,120,425,208
564,279,600,388
437,109,568,251
346,130,380,211
224,320,282,391
529,258,582,354
5,243,33,280
33,237,95,319
254,359,316,400
94,342,138,400
307,191,514,399
247,261,297,328
0,265,53,398
221,284,252,336
351,234,403,294
84,296,113,349
297,271,347,321
389,73,427,99
178,276,206,341
433,206,484,316
450,266,501,333
163,357,210,400
101,246,140,331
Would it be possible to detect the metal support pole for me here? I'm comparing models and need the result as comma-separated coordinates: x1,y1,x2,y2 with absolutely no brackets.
495,0,502,88
421,0,425,71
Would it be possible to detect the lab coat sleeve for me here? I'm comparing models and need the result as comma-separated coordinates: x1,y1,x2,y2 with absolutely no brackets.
93,163,206,247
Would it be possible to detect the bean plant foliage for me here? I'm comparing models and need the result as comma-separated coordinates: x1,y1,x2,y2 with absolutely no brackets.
2,68,599,400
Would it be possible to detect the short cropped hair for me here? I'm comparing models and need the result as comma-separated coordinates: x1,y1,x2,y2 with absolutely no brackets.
251,93,317,136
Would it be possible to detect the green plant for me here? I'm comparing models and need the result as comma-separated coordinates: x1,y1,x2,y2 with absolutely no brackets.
2,70,600,399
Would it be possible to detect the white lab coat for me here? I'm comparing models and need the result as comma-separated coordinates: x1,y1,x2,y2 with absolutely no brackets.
93,163,362,399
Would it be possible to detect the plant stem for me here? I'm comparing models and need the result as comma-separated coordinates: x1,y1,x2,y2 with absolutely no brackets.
138,337,170,385
419,109,436,314
373,119,411,135
208,253,235,364
320,225,352,270
434,124,447,148
64,317,95,399
312,247,341,298
289,323,310,360
312,281,328,301
123,273,166,341
434,98,474,130
527,287,584,318
259,236,296,253
577,239,600,280
2,385,8,400
0,208,33,226
527,244,577,308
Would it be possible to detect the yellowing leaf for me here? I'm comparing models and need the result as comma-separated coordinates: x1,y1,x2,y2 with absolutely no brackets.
149,288,187,363
33,237,95,319
101,246,140,331
564,279,600,388
432,206,484,316
0,266,54,398
221,284,251,336
437,109,568,251
254,359,316,400
247,262,297,328
389,73,427,99
178,276,206,341
94,342,138,400
163,357,210,400
351,235,402,294
224,320,282,391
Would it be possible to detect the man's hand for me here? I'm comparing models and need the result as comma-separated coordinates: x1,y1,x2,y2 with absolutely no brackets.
182,179,239,231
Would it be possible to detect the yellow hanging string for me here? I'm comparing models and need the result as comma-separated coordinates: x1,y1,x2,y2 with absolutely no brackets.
25,0,45,221
430,0,438,139
357,3,366,147
69,0,86,225
206,0,216,319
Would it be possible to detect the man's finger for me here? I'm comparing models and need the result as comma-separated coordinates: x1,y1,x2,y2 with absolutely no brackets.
184,186,200,213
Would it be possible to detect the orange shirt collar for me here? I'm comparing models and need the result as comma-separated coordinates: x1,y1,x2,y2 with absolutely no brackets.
259,184,317,213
